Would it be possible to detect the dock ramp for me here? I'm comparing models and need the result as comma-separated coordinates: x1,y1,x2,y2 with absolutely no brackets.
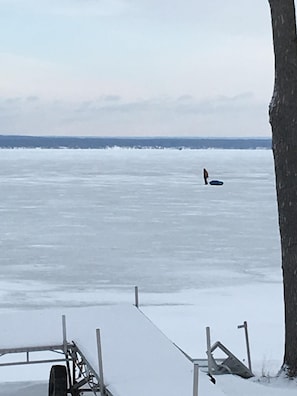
0,305,226,396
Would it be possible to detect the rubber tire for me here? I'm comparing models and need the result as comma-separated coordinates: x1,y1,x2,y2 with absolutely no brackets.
48,365,67,396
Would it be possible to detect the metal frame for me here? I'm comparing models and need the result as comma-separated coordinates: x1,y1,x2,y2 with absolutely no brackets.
0,341,113,395
66,342,113,396
0,313,114,396
0,344,66,367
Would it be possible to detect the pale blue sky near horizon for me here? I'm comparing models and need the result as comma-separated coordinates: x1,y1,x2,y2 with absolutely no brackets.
0,0,274,137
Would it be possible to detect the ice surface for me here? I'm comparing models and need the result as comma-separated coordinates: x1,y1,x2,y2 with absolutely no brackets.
0,148,288,395
0,149,280,304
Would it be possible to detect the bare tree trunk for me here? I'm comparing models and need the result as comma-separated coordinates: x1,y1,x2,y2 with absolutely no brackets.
268,0,297,377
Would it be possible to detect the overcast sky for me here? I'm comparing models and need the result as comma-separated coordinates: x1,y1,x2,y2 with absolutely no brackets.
0,0,274,137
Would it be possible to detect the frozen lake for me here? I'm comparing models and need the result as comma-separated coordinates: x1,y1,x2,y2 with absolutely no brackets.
0,148,280,307
0,148,286,391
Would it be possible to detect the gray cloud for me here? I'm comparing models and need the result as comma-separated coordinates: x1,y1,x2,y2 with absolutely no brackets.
0,93,270,137
64,93,256,117
4,97,22,104
0,93,257,116
26,96,39,102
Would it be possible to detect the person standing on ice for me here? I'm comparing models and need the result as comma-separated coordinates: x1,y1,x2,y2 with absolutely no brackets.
203,168,209,185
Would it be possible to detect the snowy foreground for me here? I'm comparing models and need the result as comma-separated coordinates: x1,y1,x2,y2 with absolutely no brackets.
0,148,293,395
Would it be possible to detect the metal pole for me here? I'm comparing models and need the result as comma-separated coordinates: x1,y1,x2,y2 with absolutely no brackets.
62,315,67,355
96,328,105,396
237,321,252,372
62,315,72,390
206,326,212,375
193,362,199,396
134,286,139,308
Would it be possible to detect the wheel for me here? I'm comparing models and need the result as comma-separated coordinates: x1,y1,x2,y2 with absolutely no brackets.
48,365,67,396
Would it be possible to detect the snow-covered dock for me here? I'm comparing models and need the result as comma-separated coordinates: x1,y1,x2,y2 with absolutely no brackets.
0,305,226,396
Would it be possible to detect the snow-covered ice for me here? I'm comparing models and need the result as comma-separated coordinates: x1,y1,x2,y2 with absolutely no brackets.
0,148,291,395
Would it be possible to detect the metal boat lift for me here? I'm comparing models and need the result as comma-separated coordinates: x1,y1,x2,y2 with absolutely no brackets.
0,315,111,395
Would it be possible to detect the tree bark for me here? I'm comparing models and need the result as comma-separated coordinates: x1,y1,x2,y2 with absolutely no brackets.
268,0,297,377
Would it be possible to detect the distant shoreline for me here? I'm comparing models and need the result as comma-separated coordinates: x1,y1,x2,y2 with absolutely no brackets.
0,135,272,149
